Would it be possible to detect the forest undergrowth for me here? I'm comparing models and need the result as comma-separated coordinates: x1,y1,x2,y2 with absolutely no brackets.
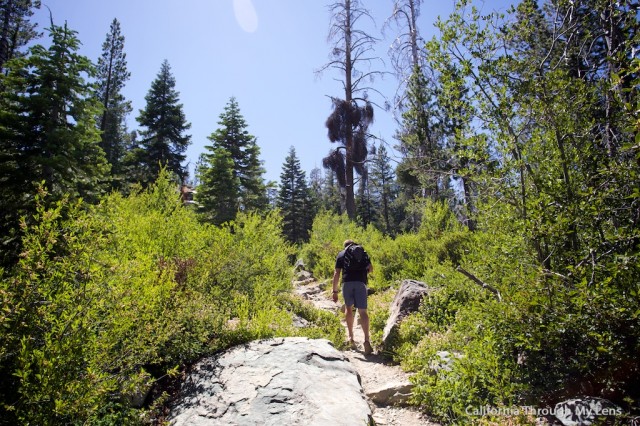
301,206,640,425
1,175,638,425
0,173,343,425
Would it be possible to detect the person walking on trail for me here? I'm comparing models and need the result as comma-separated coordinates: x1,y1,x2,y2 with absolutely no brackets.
332,239,374,355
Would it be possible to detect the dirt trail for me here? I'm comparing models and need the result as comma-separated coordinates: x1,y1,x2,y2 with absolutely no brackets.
294,278,440,426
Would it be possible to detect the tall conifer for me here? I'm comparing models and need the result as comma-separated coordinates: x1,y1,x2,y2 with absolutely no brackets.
134,60,191,185
95,18,132,190
196,148,239,225
277,147,314,244
369,143,398,235
0,23,108,264
204,97,267,213
319,0,381,219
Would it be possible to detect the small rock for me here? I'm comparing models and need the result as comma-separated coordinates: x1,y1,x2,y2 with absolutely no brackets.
367,381,414,406
293,258,306,272
553,397,622,426
291,314,309,328
372,412,388,425
429,350,463,373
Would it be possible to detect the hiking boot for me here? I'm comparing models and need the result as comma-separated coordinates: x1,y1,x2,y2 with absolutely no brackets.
363,341,373,355
348,339,357,350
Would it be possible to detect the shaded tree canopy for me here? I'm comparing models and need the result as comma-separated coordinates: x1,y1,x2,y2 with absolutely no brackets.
0,0,41,72
0,23,108,265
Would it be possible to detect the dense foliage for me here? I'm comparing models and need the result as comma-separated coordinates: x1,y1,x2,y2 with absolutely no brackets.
0,0,638,424
302,197,639,424
0,173,342,425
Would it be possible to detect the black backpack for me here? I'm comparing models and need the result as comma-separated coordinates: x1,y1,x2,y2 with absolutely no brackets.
343,243,369,271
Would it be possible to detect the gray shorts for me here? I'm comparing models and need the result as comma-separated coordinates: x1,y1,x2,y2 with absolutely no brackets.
343,281,367,309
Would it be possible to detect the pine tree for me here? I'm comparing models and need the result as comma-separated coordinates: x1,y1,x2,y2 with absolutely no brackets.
0,23,108,264
319,0,382,219
385,0,425,114
386,1,448,205
0,0,41,72
95,18,132,190
325,169,344,215
277,147,314,244
134,59,191,185
369,143,399,235
205,97,267,213
355,166,374,229
195,148,239,225
309,167,329,214
395,64,444,200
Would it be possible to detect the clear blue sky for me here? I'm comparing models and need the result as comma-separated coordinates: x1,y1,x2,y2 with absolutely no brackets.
32,0,513,184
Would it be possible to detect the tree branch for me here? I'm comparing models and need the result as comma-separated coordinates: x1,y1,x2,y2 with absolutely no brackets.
456,266,502,302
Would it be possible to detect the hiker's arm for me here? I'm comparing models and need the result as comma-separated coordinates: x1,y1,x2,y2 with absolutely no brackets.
367,263,373,273
332,268,341,302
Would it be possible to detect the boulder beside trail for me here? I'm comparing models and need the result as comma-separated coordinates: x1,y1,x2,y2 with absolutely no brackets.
168,337,372,426
382,280,430,352
552,397,622,426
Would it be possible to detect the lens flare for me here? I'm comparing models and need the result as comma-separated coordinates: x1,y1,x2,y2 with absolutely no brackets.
233,0,258,33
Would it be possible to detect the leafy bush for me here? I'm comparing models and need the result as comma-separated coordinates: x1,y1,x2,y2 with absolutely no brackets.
365,289,396,351
0,173,305,425
276,293,345,347
302,198,640,424
299,211,365,279
299,210,391,291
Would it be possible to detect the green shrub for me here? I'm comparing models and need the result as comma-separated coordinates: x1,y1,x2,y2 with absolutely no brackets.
0,173,302,424
299,211,366,279
366,289,396,350
276,293,345,348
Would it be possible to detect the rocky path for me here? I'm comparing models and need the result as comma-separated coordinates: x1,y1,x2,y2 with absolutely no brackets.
294,274,440,426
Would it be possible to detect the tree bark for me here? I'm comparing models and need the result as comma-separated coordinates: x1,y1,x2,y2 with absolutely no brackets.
344,0,356,219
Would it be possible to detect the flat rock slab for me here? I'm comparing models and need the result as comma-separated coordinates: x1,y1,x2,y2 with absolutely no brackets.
169,337,372,426
366,381,413,406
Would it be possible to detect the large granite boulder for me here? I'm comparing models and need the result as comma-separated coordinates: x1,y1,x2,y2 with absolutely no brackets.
168,337,372,425
382,280,430,352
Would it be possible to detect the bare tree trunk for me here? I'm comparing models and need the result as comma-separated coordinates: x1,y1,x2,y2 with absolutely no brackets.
409,0,419,68
461,175,476,231
344,0,356,219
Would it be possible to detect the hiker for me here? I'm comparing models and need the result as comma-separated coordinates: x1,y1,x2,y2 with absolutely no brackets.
332,239,374,355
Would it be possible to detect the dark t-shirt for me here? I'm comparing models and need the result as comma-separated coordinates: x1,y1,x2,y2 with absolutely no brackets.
335,249,370,283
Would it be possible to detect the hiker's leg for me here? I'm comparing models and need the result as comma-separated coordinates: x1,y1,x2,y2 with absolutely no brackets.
358,308,370,343
342,282,357,341
353,282,372,353
345,305,355,340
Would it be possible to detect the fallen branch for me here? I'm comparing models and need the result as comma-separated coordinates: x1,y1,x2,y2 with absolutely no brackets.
455,266,502,302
